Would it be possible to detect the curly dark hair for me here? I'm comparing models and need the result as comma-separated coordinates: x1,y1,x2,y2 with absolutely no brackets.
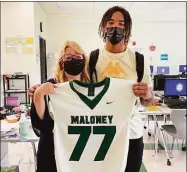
98,6,132,43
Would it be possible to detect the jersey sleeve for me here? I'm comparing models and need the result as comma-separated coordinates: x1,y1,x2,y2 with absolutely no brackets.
30,78,56,137
142,56,153,88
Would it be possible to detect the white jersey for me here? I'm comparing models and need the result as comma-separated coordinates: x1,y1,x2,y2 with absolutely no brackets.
49,77,136,172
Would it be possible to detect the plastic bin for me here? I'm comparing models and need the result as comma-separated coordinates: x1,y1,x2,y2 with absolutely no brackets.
6,97,20,106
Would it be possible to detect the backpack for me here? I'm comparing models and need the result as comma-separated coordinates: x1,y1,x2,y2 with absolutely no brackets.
89,49,144,83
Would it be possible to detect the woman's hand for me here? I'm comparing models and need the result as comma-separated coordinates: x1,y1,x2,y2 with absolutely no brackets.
28,84,41,98
34,82,56,97
132,83,152,100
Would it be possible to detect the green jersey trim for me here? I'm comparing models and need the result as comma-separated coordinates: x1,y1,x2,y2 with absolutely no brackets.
69,77,110,110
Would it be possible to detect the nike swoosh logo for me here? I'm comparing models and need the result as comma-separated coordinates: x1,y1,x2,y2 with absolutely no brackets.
106,101,114,104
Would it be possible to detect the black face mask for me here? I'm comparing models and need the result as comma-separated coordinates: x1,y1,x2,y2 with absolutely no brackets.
106,27,125,45
63,58,85,76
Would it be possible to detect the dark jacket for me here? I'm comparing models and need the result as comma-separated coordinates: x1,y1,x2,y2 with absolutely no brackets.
30,78,57,172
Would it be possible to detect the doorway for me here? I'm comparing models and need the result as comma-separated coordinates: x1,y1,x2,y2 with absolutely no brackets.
39,37,47,83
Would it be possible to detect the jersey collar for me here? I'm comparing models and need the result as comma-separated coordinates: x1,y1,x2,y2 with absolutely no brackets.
69,77,110,110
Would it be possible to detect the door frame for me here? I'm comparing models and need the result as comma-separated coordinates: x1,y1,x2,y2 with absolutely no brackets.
39,36,47,83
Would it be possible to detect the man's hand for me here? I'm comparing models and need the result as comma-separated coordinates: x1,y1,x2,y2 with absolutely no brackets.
28,84,41,98
132,83,152,100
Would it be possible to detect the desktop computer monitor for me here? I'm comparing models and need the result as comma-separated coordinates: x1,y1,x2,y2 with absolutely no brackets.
164,78,187,96
153,74,179,91
157,66,170,75
150,65,153,74
179,65,187,73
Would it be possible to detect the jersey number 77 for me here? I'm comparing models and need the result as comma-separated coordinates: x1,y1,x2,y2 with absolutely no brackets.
68,126,116,161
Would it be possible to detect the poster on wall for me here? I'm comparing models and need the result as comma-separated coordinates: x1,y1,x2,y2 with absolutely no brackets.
5,36,26,46
6,46,18,54
22,46,33,54
5,36,34,55
160,54,168,61
26,37,34,44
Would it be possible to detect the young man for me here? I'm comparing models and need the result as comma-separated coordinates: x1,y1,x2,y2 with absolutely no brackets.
89,6,153,172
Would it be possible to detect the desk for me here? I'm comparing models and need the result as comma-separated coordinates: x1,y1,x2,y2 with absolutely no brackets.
139,105,172,127
158,105,172,114
1,120,38,171
139,107,163,126
157,105,172,123
139,107,162,116
138,106,169,155
139,105,175,158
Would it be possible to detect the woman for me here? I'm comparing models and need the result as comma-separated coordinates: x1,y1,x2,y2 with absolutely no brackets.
30,40,89,172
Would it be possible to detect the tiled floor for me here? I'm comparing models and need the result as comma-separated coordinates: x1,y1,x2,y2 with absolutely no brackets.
142,121,186,172
143,150,186,172
1,121,186,172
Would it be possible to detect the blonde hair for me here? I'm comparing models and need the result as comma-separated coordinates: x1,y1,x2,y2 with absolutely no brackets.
55,41,90,83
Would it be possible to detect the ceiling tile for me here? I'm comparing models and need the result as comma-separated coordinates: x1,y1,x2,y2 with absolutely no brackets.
56,2,95,13
94,2,133,13
38,2,186,22
165,2,186,9
130,2,168,12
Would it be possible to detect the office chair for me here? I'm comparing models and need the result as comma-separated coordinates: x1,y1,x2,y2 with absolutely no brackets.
155,109,186,166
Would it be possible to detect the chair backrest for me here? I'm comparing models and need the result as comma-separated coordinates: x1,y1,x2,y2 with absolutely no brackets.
170,109,186,139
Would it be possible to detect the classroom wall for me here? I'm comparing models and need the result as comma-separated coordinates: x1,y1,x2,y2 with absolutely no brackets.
130,21,186,74
46,12,186,77
1,2,47,105
1,2,38,85
1,2,48,83
34,2,47,81
1,2,36,105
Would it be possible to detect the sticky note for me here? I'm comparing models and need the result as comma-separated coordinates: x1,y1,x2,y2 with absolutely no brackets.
26,37,34,44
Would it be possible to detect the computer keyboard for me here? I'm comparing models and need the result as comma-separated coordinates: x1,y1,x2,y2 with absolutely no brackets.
164,98,187,109
168,105,186,109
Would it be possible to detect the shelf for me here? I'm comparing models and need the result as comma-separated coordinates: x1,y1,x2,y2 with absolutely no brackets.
4,103,30,109
6,77,26,80
3,74,29,80
4,90,27,93
3,74,30,106
3,74,28,76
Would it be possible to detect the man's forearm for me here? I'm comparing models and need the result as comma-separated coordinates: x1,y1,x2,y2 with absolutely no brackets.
140,86,154,107
140,96,154,107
